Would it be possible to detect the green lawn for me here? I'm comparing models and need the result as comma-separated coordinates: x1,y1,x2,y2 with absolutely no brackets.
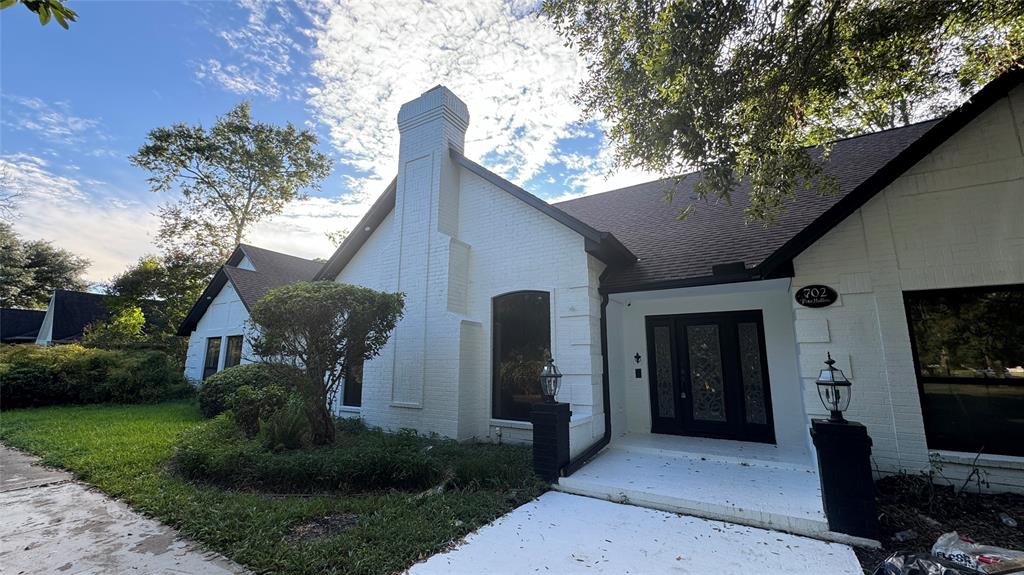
0,401,543,575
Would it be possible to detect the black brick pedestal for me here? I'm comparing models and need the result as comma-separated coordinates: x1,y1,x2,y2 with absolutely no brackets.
811,419,880,540
530,402,571,482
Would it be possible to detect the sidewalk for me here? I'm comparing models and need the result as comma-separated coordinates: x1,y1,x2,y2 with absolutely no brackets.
0,445,248,575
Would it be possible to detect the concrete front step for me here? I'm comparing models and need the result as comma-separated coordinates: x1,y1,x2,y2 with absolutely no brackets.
556,446,835,542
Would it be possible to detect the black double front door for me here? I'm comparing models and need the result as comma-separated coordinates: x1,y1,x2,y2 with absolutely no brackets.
646,310,775,443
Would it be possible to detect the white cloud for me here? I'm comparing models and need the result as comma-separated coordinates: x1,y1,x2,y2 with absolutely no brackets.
304,0,589,186
1,154,159,283
195,0,314,99
2,95,102,144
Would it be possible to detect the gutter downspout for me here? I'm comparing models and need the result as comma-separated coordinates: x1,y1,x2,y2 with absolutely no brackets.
562,268,612,476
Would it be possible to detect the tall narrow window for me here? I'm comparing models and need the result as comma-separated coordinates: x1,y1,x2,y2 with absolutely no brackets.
203,337,221,380
342,357,364,408
224,335,243,369
492,291,551,421
905,285,1024,457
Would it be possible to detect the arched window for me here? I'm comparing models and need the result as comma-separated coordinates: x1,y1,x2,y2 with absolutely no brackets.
492,291,551,421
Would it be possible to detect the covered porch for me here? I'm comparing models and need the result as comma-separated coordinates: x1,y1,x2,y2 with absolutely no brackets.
556,278,876,544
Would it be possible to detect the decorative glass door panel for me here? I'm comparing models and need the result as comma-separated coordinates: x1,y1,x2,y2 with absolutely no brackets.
646,311,775,443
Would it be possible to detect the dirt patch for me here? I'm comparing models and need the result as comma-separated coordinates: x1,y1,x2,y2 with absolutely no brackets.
286,513,359,542
856,475,1024,573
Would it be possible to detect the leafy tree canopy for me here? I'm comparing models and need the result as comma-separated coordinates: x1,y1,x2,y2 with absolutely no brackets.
0,0,77,28
544,0,1024,222
82,305,146,349
249,281,404,444
104,249,220,338
0,222,89,308
130,102,332,260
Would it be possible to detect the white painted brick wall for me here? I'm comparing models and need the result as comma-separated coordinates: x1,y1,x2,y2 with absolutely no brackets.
792,87,1024,486
335,87,604,452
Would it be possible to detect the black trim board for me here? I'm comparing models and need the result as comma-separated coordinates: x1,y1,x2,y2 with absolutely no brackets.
756,66,1024,279
177,267,232,336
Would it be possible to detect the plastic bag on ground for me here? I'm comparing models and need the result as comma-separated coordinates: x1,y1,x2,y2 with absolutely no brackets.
932,532,1024,574
872,552,981,575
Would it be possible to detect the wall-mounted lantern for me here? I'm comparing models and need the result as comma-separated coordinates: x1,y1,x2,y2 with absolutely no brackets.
816,352,851,423
539,358,562,403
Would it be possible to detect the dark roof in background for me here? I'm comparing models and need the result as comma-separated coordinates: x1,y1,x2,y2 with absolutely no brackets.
555,120,938,292
49,290,112,342
0,308,45,343
177,244,323,336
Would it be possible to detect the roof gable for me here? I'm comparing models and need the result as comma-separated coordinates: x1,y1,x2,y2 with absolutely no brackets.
177,245,323,336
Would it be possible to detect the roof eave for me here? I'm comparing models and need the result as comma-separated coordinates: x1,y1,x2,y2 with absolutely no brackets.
313,178,398,281
756,65,1023,278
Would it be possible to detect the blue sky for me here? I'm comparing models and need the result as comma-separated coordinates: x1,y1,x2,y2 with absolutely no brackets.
1,0,655,282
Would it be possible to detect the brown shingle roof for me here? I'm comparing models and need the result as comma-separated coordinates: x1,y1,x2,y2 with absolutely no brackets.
555,120,938,292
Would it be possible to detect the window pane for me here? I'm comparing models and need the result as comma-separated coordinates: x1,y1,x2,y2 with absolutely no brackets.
493,292,550,421
203,337,221,380
737,322,767,425
906,286,1024,456
652,325,675,418
906,287,1024,380
224,336,243,368
686,324,726,422
343,356,363,407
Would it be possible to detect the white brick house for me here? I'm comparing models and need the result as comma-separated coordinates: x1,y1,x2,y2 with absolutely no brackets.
180,68,1023,535
312,71,1024,507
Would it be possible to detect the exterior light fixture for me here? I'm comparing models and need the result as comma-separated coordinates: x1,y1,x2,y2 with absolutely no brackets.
816,352,851,423
539,358,563,403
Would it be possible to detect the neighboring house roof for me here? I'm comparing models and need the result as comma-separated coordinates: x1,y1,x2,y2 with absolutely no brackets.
557,65,1022,293
0,308,45,343
177,244,323,336
42,290,112,343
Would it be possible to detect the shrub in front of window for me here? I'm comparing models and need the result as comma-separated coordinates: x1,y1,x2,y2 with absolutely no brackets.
249,281,404,445
196,362,303,419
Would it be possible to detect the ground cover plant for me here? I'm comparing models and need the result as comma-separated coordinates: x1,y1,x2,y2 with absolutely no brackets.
0,344,191,409
0,402,545,575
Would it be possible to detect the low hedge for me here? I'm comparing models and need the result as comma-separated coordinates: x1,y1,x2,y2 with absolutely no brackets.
171,416,542,494
0,344,192,409
197,363,304,419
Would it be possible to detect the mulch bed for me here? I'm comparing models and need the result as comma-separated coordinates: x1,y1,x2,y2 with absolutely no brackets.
855,475,1024,573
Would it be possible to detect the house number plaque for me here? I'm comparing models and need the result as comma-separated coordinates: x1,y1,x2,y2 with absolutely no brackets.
795,285,838,308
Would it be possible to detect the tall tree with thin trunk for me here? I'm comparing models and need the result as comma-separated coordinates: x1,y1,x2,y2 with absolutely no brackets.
130,102,331,260
544,0,1024,222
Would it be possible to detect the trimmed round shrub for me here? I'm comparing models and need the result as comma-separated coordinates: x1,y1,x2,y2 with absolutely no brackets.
197,363,302,419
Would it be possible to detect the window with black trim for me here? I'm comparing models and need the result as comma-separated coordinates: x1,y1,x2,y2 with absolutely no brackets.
342,356,363,408
203,337,221,380
224,335,243,369
492,291,551,421
905,285,1024,456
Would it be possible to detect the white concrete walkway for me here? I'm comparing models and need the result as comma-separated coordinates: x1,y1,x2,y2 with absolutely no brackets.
408,492,861,574
0,445,248,575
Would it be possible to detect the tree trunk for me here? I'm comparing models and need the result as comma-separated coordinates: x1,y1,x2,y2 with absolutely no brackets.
302,373,335,445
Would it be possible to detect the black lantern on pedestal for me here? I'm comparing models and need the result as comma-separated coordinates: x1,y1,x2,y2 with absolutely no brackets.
539,358,562,403
816,352,851,423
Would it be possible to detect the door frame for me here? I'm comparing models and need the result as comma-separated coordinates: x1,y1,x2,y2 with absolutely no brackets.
645,310,776,444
